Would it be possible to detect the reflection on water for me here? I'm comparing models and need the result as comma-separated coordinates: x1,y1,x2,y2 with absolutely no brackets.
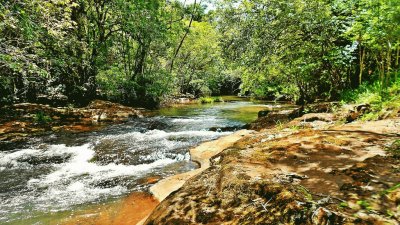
0,99,285,224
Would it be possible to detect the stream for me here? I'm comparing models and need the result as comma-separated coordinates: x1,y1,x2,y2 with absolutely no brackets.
0,98,287,224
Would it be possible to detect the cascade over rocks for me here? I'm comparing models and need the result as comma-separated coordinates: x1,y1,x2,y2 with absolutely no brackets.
0,100,144,146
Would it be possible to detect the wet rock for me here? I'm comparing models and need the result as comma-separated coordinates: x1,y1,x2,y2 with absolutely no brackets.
138,176,163,185
208,126,241,132
257,109,271,118
147,120,170,130
17,153,72,165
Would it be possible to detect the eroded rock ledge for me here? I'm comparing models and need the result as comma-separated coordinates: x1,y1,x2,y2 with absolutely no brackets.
145,118,400,224
0,100,145,147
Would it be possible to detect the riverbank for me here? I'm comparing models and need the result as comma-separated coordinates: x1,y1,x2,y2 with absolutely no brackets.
143,110,400,224
0,100,147,149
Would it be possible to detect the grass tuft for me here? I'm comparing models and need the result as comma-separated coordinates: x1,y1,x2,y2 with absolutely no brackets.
199,96,224,104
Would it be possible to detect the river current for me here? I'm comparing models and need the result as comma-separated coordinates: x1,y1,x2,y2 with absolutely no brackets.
0,100,281,224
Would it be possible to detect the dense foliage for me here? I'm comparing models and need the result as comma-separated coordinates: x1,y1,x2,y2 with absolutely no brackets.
217,0,400,104
0,0,399,107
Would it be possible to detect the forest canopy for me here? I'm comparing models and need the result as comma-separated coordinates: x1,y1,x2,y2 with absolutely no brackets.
0,0,399,107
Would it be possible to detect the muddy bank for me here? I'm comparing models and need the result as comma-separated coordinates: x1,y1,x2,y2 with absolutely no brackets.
144,117,400,224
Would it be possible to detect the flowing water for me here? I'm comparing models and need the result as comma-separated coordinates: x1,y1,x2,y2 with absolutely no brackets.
0,99,287,224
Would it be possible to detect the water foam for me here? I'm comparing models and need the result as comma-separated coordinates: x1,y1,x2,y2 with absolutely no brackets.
1,143,178,215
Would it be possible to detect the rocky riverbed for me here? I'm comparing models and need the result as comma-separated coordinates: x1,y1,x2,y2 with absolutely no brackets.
0,100,146,149
144,108,400,224
1,100,399,224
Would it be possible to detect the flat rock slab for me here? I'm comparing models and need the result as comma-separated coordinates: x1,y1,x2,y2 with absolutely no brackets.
149,129,254,202
145,118,400,225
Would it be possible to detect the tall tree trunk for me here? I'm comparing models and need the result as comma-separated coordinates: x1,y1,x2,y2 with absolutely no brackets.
359,44,365,85
133,40,150,79
396,45,399,81
169,0,199,72
385,41,392,87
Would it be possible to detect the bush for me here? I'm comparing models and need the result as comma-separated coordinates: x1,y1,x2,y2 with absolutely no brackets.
34,111,52,124
199,97,215,104
199,96,224,104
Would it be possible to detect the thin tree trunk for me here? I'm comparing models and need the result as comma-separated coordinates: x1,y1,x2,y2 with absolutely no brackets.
395,45,399,81
385,41,392,87
169,0,200,72
359,45,365,85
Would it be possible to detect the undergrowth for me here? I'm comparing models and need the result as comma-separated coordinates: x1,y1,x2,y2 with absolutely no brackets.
341,76,400,120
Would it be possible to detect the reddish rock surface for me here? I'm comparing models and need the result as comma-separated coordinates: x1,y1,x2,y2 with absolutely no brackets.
0,100,145,145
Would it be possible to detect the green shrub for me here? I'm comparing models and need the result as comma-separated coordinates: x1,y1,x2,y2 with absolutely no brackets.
342,77,400,121
34,111,52,124
199,96,224,104
214,96,224,102
199,97,215,104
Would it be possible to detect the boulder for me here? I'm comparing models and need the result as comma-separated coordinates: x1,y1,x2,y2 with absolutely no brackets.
250,107,302,130
345,104,371,122
304,102,340,113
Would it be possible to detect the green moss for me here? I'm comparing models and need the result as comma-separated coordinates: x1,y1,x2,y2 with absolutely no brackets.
296,185,312,201
275,120,285,130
